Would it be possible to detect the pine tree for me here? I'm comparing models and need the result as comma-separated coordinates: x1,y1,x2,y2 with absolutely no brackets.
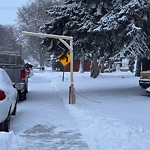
41,0,150,76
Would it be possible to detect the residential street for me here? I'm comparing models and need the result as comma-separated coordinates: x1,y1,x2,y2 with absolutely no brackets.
4,68,150,150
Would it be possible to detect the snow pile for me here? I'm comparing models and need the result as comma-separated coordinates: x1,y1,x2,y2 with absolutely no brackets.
0,131,20,150
49,70,150,150
66,105,150,150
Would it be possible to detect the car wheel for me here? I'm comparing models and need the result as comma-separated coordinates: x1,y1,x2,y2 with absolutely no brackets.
18,90,22,101
26,88,28,93
18,90,26,101
0,122,5,131
22,91,27,100
4,115,10,132
11,102,17,116
25,85,28,93
0,115,10,132
141,85,149,89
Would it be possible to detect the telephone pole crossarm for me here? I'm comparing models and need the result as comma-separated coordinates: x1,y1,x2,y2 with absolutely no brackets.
21,31,73,40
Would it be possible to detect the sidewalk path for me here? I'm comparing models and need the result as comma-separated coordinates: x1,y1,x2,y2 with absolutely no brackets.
11,70,89,150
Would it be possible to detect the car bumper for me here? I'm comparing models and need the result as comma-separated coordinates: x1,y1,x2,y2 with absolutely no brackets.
139,79,150,88
13,83,26,91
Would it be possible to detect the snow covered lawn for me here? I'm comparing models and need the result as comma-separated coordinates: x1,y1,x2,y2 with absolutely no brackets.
1,68,150,150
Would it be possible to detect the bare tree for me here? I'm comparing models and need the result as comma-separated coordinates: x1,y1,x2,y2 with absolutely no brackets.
0,25,22,53
17,0,61,65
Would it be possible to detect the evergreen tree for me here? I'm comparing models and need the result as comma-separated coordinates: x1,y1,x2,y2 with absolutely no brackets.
41,0,150,76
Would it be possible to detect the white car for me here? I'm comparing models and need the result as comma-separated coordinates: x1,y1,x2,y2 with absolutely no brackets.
0,68,18,132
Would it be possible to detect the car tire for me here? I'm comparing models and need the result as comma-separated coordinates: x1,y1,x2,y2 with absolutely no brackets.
0,114,10,132
25,84,28,93
22,91,27,100
141,85,149,89
26,88,28,93
4,115,10,132
11,102,17,116
18,90,26,101
0,122,5,131
18,90,22,101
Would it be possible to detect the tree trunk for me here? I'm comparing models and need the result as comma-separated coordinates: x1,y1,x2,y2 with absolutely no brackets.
135,57,142,76
79,53,85,73
39,48,44,67
100,59,105,73
90,53,99,78
128,57,135,73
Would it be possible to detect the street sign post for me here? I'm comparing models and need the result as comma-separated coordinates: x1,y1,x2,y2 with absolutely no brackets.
21,31,76,104
57,52,71,81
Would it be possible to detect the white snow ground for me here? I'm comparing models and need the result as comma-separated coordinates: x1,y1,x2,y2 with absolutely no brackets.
0,68,150,150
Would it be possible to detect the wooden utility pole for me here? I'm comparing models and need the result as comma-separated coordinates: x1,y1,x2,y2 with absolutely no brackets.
69,38,76,104
21,31,76,104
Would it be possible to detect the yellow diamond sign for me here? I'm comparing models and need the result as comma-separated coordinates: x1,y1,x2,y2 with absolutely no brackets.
57,52,70,67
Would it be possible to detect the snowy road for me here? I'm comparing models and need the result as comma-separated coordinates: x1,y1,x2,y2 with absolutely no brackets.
4,68,150,150
11,70,89,150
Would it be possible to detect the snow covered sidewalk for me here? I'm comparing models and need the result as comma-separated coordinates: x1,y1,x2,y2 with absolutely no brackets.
48,70,150,150
9,70,89,150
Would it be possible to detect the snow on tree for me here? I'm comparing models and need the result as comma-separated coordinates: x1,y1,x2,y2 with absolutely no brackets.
41,0,150,76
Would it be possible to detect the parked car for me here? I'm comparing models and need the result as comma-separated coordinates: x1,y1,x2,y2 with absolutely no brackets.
0,52,28,101
139,70,150,88
0,68,18,132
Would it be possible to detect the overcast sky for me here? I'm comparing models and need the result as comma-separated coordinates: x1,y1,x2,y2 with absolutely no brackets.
0,0,32,25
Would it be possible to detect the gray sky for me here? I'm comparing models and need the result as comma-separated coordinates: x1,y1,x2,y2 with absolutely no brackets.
0,0,31,25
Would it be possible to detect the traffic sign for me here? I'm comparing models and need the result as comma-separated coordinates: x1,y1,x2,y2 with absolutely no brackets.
57,52,70,66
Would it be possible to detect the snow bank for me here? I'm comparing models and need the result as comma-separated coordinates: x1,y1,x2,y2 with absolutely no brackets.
0,131,20,150
66,105,150,150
